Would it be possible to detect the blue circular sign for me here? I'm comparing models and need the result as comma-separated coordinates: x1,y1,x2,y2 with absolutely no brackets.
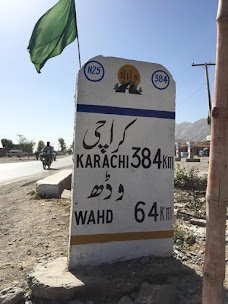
84,60,105,82
151,70,170,90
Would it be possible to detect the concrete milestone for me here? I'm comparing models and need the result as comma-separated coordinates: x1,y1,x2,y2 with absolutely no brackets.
68,55,176,268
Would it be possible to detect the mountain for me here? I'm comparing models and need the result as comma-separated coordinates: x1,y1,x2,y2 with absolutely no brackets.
175,118,210,142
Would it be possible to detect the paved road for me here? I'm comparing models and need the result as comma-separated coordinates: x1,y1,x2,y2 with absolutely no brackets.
0,156,73,185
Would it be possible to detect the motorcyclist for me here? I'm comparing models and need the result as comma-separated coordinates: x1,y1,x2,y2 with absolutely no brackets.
42,142,54,163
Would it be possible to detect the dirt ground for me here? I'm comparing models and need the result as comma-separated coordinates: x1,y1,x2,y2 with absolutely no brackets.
0,176,70,292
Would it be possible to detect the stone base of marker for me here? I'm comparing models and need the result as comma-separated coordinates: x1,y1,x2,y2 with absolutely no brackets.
28,258,84,302
28,256,192,303
0,287,24,304
186,158,200,162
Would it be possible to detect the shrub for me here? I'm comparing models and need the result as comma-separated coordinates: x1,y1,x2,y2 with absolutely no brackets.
173,226,186,244
174,164,207,191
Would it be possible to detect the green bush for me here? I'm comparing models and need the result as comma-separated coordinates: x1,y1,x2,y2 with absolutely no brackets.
173,226,186,244
174,164,207,191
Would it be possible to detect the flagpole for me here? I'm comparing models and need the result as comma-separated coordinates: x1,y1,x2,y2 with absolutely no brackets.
77,38,82,69
75,1,82,69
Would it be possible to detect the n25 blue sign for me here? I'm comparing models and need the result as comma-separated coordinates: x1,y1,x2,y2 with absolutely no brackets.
84,60,105,82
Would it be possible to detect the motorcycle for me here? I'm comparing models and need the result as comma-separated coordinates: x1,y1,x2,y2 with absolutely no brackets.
40,152,53,170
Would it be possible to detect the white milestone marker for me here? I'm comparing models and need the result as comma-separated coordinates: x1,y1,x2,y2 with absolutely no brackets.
68,56,175,268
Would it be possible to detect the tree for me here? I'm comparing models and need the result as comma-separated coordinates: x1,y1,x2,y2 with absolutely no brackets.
23,141,36,157
37,140,45,153
58,137,66,152
1,138,13,150
18,135,36,158
70,140,74,151
67,147,73,155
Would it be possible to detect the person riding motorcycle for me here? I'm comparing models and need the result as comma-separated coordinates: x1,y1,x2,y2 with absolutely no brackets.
42,142,54,164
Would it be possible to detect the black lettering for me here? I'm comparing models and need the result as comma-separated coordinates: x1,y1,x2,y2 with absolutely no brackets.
142,148,151,169
110,155,117,168
88,185,104,198
105,170,111,181
168,157,174,169
126,155,129,168
119,155,125,168
115,184,124,201
153,149,162,169
103,184,112,200
166,207,172,220
76,154,84,168
75,209,113,225
97,209,105,224
85,154,93,168
131,147,141,168
94,154,101,168
160,206,165,221
148,202,158,222
74,211,87,225
106,210,113,223
163,155,167,169
102,155,110,168
87,211,96,224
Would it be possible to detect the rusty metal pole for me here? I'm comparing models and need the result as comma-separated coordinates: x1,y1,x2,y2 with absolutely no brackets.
203,0,228,303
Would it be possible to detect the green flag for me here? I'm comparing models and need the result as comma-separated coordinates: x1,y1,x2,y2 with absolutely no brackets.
28,0,77,73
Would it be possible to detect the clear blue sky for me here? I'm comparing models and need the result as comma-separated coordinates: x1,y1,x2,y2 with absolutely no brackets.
0,0,217,149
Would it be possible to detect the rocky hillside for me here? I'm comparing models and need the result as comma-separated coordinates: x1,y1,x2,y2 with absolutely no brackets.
175,118,210,142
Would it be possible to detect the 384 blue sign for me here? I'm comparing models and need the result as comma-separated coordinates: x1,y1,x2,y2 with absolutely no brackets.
151,70,170,90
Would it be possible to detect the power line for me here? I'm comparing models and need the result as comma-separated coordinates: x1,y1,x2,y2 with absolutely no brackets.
177,77,214,107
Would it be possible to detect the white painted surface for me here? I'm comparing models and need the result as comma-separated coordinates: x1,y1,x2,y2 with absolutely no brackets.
69,56,175,268
186,141,193,158
36,169,72,198
69,239,173,266
175,142,179,157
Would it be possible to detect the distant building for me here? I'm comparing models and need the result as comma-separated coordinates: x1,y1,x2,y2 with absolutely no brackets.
177,141,210,157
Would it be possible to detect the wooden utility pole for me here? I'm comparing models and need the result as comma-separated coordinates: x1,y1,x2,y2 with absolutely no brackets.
192,63,215,115
203,0,228,303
